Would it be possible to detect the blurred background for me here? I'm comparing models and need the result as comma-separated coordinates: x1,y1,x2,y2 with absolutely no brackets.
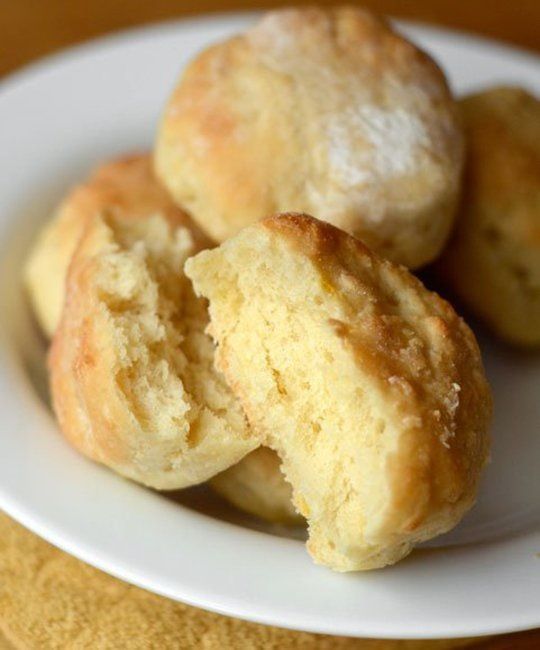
1,0,539,78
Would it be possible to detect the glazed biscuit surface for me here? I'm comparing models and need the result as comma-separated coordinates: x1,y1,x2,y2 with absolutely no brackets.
24,154,208,337
437,86,540,346
156,6,463,268
186,213,491,571
49,213,255,489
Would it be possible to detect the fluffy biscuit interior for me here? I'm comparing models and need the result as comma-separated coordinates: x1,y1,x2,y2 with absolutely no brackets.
23,154,201,338
78,213,251,485
187,226,392,534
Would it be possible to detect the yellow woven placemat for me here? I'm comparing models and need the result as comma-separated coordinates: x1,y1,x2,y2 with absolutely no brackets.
0,511,484,650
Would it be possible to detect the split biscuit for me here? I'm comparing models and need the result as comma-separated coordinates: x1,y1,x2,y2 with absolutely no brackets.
186,213,492,571
49,212,254,489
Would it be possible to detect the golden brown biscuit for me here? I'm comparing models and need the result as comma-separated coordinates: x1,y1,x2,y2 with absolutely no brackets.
211,447,302,525
24,153,208,337
156,6,463,269
186,213,492,571
437,86,540,346
49,213,255,489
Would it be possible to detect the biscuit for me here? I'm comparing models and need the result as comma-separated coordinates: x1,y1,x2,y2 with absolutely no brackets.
25,154,208,337
186,213,491,571
211,447,302,525
156,6,463,268
49,213,255,489
437,87,540,346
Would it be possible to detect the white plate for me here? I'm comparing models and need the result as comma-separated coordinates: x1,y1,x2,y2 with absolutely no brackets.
0,13,539,640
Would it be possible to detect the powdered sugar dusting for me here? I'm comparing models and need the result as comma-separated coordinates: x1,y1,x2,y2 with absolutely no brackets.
326,105,431,187
249,10,442,207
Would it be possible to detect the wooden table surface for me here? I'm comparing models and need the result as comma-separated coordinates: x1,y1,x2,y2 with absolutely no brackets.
1,2,539,648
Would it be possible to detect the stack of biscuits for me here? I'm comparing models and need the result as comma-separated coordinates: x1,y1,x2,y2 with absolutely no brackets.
24,6,540,572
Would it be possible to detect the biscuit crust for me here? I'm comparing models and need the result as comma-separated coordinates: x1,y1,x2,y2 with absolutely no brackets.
437,87,540,346
211,447,302,524
156,7,463,268
186,213,491,571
